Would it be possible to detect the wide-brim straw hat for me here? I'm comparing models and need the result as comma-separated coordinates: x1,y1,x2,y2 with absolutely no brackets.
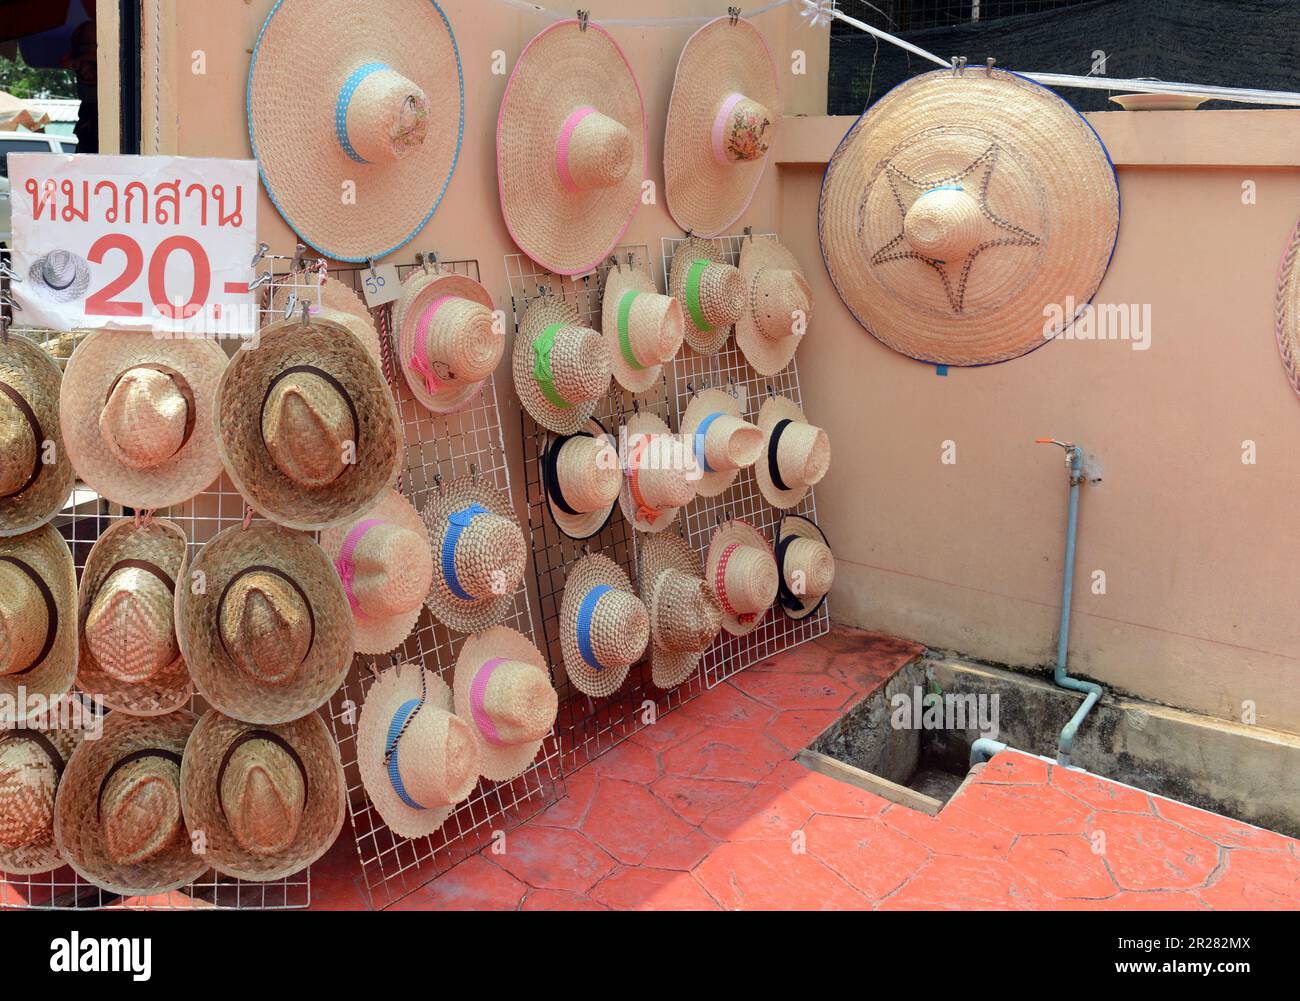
215,313,401,532
497,19,646,276
393,271,501,415
1276,217,1300,398
0,525,77,725
423,477,526,634
247,0,463,263
637,532,722,689
819,67,1119,366
680,388,762,497
756,395,830,509
0,698,86,874
735,235,814,375
0,334,74,537
54,710,206,897
618,411,695,533
706,519,777,636
25,250,91,303
177,524,354,725
76,517,191,717
664,16,780,237
542,417,620,540
357,664,479,839
776,515,834,621
669,237,745,355
453,626,557,783
268,277,384,366
513,297,611,435
180,709,345,882
601,258,684,393
559,553,649,699
60,331,227,510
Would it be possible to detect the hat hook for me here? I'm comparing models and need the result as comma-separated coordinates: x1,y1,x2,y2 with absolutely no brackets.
241,505,254,530
577,9,589,31
291,243,306,274
744,225,753,242
766,383,776,398
434,471,445,496
0,257,21,282
728,6,742,25
582,542,591,556
632,398,640,415
0,314,9,346
251,242,269,268
986,57,997,75
415,252,426,273
282,290,298,321
470,462,479,484
248,271,273,290
300,300,312,326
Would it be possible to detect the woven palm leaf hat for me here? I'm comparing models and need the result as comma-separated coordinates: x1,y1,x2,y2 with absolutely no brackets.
497,18,646,275
512,296,611,434
1275,217,1300,398
669,237,746,355
637,532,723,690
559,553,649,699
819,66,1119,366
24,251,91,304
735,235,814,376
0,697,87,875
76,517,192,717
0,525,77,725
0,334,73,537
618,411,696,533
541,417,621,540
600,257,684,394
776,515,834,621
247,0,464,263
664,15,781,237
706,519,778,636
680,387,763,497
176,523,354,725
180,709,345,882
756,395,830,509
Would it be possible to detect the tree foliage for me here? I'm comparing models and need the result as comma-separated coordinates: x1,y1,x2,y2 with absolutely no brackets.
0,52,76,100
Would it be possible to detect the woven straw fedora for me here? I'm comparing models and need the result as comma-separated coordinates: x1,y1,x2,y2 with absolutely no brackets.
559,553,648,699
664,16,780,237
819,67,1119,366
0,699,86,874
542,417,621,540
497,19,646,276
756,395,830,509
215,313,401,532
0,525,77,725
53,710,206,897
320,488,432,656
669,237,745,354
706,519,777,636
247,0,463,263
637,532,722,690
177,524,354,725
1276,218,1300,398
394,271,502,415
60,331,227,511
76,517,191,717
180,709,345,882
453,625,557,783
618,412,695,534
26,250,90,303
268,277,383,366
735,236,814,375
680,388,762,497
0,334,73,537
776,515,834,621
513,297,611,434
423,477,526,634
601,259,684,393
357,664,479,839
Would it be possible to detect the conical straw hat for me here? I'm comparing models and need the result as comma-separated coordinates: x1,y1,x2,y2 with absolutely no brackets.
0,334,73,537
0,697,87,874
0,525,77,725
680,388,762,497
637,532,722,689
735,235,814,376
706,519,777,636
541,417,621,540
176,524,354,725
819,67,1119,366
756,395,830,509
776,515,834,621
394,271,502,415
664,16,780,237
76,517,191,717
497,18,646,275
601,258,684,394
669,237,745,355
559,553,648,699
1276,217,1300,398
618,411,695,534
512,297,611,434
25,250,90,303
453,625,557,783
180,709,345,882
247,0,463,262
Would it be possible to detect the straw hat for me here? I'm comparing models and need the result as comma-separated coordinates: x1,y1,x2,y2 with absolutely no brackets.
512,297,611,434
423,477,526,634
60,331,227,510
25,250,90,303
53,710,207,897
394,271,502,415
664,16,780,237
215,313,401,532
637,533,722,689
735,236,814,375
1276,217,1300,398
756,396,830,509
76,518,191,717
618,411,695,533
177,524,354,725
453,626,557,782
357,664,479,839
0,333,73,537
680,388,762,497
268,277,383,366
541,417,621,540
180,710,345,882
0,525,77,725
776,515,834,620
706,519,777,636
600,258,684,393
320,488,432,655
669,237,745,355
0,699,86,874
559,553,648,698
247,0,463,263
497,19,646,275
819,67,1120,366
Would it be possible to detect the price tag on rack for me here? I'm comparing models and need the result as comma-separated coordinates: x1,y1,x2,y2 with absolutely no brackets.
360,262,402,307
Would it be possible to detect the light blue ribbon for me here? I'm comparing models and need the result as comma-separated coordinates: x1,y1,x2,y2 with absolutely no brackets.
576,585,613,671
385,699,425,809
441,502,489,601
335,62,389,163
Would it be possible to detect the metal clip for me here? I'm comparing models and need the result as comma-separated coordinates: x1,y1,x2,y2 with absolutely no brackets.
415,252,426,272
291,242,306,274
470,462,478,484
728,6,741,25
577,9,589,30
744,225,753,242
251,242,269,267
986,57,997,76
0,313,8,345
301,300,311,326
0,259,21,282
248,271,273,290
282,291,298,320
429,250,440,272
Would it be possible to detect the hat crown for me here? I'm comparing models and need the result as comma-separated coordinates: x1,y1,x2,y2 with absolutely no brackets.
700,412,763,473
588,588,649,669
0,564,47,677
450,513,527,600
480,661,558,745
220,572,312,686
785,537,835,599
0,392,38,496
714,93,773,164
338,64,429,164
556,435,621,513
652,569,722,652
631,435,695,510
352,523,434,617
722,546,778,615
219,741,305,857
85,572,178,684
101,757,183,865
40,250,79,287
557,108,633,192
775,422,831,490
396,709,478,808
423,298,503,383
619,289,684,367
261,371,354,488
0,740,55,848
753,267,813,341
682,261,745,330
549,328,611,404
903,186,984,263
100,367,190,471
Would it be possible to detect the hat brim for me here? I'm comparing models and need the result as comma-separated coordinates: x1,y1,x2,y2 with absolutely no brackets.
559,554,640,698
706,519,774,636
617,412,685,533
0,335,74,538
776,515,832,621
0,702,85,874
755,395,815,509
637,532,716,690
394,271,497,414
542,418,618,541
0,525,77,724
670,238,734,355
734,236,808,376
512,298,607,435
601,263,670,394
680,388,747,497
269,277,384,367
